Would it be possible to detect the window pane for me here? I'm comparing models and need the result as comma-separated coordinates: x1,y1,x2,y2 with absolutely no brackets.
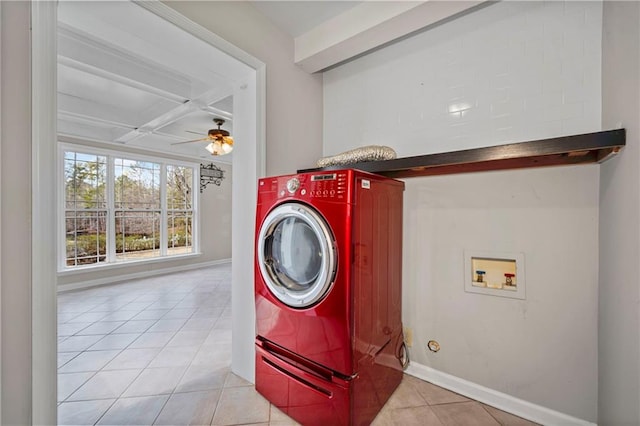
168,211,193,255
65,210,107,266
115,211,160,261
167,165,193,210
64,152,107,209
114,158,160,209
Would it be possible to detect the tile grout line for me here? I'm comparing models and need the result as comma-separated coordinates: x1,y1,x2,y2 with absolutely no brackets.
208,370,231,426
58,369,99,404
91,320,180,424
92,396,119,425
90,285,218,425
57,266,232,425
73,305,174,422
149,303,204,426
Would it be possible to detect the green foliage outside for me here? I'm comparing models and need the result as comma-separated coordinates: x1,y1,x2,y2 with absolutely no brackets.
65,152,194,266
67,232,191,265
169,231,190,247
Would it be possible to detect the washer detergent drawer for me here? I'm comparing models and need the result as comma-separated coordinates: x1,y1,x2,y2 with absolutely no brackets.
255,340,351,426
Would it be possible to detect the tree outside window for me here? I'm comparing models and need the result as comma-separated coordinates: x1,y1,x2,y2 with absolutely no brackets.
167,165,193,255
64,152,107,266
63,148,197,268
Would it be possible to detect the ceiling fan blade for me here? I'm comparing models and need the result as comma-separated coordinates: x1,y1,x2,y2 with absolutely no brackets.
185,130,205,136
171,137,209,145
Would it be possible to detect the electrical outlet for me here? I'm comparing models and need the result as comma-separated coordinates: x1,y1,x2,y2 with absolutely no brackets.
403,327,413,347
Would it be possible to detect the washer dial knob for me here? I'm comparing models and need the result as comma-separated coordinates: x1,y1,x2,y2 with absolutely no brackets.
286,178,300,194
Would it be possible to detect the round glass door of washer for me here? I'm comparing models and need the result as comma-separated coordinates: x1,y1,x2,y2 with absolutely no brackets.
257,203,336,308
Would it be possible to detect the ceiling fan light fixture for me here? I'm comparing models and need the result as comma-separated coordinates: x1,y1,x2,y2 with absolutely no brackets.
205,139,233,156
206,141,221,155
171,117,233,155
206,119,234,156
208,129,230,138
221,141,234,154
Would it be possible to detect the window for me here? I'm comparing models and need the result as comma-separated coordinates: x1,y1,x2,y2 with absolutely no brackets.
64,152,108,266
167,165,194,256
114,159,161,261
62,146,198,269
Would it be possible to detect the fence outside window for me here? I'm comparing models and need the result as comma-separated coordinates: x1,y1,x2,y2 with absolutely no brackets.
62,147,198,269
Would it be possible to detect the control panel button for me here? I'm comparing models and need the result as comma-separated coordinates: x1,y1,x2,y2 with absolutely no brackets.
286,178,300,194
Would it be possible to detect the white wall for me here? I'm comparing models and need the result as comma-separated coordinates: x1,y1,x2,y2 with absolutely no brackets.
165,1,323,176
1,2,32,424
324,1,602,421
325,1,601,157
402,167,599,420
200,162,233,259
599,2,640,424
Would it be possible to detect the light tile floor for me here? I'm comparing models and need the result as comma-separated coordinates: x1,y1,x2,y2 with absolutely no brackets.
58,264,537,425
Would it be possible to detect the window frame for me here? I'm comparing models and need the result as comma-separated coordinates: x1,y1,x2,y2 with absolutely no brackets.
166,164,195,256
58,143,200,272
62,150,109,267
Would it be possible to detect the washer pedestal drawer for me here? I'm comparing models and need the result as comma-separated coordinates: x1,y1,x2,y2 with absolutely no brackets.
255,341,351,426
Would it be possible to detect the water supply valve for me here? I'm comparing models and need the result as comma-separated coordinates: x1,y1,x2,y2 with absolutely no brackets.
504,273,515,287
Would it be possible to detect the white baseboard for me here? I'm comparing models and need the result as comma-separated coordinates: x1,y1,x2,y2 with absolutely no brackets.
57,258,231,292
405,361,595,426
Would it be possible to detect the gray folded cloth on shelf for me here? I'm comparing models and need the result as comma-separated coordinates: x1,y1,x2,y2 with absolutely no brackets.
317,145,397,168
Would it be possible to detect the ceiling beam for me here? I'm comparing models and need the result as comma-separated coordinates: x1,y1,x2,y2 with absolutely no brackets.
295,1,490,73
58,92,143,129
58,25,196,102
202,106,233,122
58,120,130,145
58,110,135,131
115,88,233,144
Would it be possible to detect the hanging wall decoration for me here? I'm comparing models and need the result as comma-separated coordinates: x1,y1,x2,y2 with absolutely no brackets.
200,163,225,193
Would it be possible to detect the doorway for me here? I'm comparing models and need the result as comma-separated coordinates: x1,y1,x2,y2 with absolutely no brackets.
32,2,265,423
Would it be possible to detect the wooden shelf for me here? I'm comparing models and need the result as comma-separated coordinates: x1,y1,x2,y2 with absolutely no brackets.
298,129,626,179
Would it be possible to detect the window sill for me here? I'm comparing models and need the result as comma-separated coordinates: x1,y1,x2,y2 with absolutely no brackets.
57,252,202,276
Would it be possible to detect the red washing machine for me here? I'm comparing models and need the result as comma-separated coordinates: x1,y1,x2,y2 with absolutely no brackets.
255,169,406,426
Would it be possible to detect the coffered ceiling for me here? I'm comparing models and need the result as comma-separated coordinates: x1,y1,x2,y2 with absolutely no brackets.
57,1,238,162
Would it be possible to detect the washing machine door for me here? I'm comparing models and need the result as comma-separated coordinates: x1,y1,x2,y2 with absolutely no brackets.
257,202,336,308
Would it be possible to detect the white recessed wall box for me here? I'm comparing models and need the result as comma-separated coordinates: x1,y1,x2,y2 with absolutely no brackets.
464,250,525,300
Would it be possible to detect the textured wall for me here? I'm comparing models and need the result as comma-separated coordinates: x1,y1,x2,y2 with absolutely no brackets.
324,1,602,421
324,1,601,157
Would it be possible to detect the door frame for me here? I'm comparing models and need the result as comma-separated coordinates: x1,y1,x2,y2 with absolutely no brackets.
31,1,265,423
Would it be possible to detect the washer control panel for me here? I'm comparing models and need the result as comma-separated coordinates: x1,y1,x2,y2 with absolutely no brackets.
265,172,349,200
307,173,346,199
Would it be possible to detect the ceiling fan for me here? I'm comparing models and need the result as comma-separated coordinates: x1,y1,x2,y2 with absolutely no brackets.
172,118,234,156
